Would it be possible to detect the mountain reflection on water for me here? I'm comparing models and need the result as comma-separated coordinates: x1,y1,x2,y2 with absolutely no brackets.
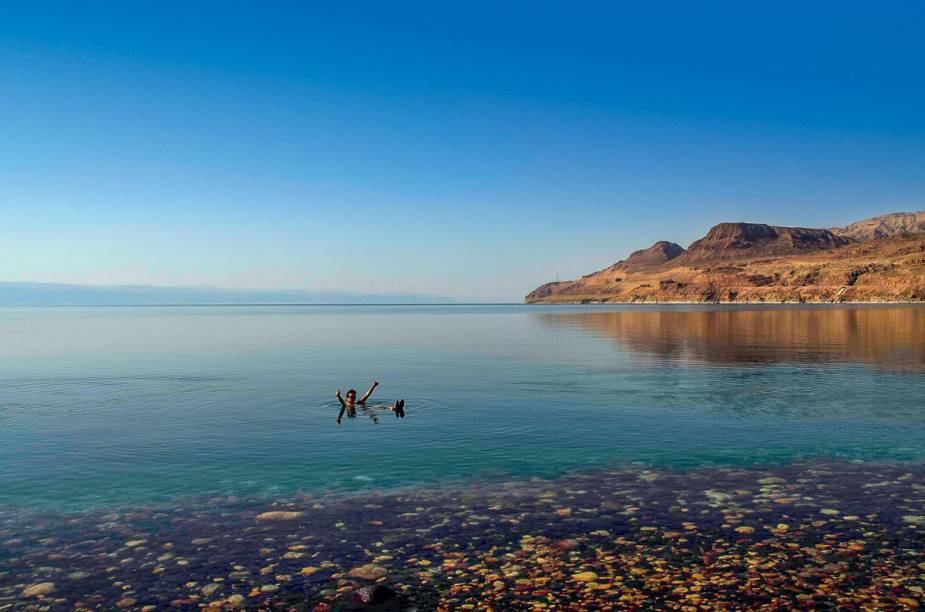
532,305,925,371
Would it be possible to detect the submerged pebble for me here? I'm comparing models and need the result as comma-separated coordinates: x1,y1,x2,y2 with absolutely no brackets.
21,582,56,597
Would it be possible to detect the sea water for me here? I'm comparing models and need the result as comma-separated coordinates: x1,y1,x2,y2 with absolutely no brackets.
1,304,923,511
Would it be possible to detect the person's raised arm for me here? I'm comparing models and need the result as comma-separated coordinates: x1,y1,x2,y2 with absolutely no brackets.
358,380,379,404
336,390,348,424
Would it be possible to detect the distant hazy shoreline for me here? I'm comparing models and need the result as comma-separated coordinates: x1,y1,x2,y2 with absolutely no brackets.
0,281,449,306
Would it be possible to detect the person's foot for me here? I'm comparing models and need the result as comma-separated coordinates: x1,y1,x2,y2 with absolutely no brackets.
397,399,405,418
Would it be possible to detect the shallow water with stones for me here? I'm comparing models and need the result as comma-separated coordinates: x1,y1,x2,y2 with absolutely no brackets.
2,461,925,609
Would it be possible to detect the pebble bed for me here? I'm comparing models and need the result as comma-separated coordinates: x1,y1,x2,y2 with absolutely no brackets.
2,460,924,611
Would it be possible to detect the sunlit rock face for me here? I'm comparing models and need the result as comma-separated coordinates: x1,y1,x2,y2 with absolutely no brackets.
832,211,925,242
683,223,849,260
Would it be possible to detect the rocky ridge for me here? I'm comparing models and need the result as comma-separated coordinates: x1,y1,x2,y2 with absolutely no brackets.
831,211,925,242
526,212,925,303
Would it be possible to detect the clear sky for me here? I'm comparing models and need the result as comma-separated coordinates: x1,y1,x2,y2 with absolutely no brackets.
2,2,924,301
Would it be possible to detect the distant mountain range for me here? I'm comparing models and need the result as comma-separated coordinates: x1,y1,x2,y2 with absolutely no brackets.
0,282,447,305
526,211,925,303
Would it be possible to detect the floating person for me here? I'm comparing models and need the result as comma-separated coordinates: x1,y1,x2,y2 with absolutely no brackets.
338,380,378,411
336,381,405,424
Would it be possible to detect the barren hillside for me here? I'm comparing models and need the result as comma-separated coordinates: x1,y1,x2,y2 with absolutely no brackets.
526,213,925,304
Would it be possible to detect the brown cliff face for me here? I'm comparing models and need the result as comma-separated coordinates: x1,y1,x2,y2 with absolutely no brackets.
525,213,925,304
681,223,849,262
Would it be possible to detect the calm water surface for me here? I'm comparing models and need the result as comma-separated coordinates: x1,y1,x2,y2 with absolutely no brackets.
1,304,924,510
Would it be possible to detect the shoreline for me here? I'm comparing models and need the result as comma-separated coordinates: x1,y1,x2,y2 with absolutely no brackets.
4,458,924,609
525,299,925,305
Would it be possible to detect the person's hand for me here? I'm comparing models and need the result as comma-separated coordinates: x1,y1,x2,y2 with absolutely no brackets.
336,416,341,425
373,380,379,386
336,389,342,398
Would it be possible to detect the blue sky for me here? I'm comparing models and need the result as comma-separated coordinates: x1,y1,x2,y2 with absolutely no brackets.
2,2,923,301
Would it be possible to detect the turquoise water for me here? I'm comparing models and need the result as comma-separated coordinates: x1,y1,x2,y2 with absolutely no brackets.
1,304,923,510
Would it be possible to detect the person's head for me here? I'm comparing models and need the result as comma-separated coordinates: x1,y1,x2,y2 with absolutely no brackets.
345,388,357,407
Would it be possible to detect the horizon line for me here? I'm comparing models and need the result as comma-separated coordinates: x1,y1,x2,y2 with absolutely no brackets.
0,302,524,307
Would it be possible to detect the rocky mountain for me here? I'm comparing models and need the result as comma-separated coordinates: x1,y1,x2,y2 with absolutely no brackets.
681,223,849,262
526,212,925,304
614,241,685,272
831,211,925,242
